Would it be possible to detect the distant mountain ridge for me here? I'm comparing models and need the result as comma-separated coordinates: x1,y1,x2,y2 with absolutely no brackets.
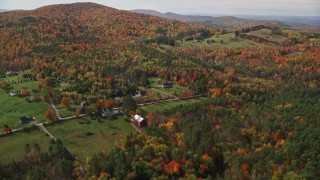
236,15,320,26
0,9,10,12
133,10,213,23
132,9,319,29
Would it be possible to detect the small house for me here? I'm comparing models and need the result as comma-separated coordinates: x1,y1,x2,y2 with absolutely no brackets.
81,100,89,113
9,92,16,97
81,100,88,108
113,108,121,115
132,113,147,127
162,81,172,88
6,71,17,76
101,108,121,117
134,91,142,97
101,109,111,117
20,116,36,124
60,81,69,87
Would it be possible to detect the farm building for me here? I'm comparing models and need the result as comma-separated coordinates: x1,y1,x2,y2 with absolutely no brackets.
20,116,36,124
101,108,121,117
9,92,16,96
132,113,147,127
162,81,172,88
6,71,17,76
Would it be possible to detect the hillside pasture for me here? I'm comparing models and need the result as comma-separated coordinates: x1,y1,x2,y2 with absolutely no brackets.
148,77,188,97
179,33,267,48
245,29,288,45
45,116,134,162
0,90,48,129
1,70,38,91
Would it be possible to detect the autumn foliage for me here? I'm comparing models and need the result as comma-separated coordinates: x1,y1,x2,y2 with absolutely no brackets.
1,2,319,180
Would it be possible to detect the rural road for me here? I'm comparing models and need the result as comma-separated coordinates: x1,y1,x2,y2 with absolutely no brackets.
49,98,61,119
36,123,56,141
130,123,142,133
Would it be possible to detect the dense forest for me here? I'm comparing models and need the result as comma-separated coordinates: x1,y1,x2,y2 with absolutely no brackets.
0,2,319,179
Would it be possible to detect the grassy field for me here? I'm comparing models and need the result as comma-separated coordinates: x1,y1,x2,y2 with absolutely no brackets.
1,70,38,91
152,86,186,96
1,70,30,81
179,33,266,48
139,97,207,115
246,29,287,44
10,81,38,91
59,108,75,117
0,90,49,129
0,116,135,164
0,70,48,129
46,116,134,162
148,77,187,97
0,128,50,164
149,77,161,85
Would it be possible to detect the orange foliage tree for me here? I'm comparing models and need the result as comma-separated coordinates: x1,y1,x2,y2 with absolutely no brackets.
61,96,72,108
44,107,57,121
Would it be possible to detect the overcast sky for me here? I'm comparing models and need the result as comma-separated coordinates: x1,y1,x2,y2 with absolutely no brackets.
0,0,319,16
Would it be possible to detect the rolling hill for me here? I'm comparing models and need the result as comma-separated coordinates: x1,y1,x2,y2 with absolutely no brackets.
0,2,210,73
132,9,318,29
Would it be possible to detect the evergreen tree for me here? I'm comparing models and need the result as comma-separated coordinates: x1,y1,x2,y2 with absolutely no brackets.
122,95,137,113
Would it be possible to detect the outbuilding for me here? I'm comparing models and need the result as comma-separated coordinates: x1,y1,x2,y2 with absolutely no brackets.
162,81,172,88
9,92,16,96
20,116,36,124
132,113,147,127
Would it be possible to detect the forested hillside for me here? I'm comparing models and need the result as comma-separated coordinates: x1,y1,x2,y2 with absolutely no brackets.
0,2,319,179
0,3,211,74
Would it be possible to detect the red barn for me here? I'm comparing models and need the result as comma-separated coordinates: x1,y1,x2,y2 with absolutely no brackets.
133,114,147,127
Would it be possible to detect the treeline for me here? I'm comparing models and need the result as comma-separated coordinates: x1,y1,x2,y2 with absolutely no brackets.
0,138,75,179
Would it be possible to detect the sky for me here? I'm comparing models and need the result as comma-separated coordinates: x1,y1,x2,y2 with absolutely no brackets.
0,0,319,16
